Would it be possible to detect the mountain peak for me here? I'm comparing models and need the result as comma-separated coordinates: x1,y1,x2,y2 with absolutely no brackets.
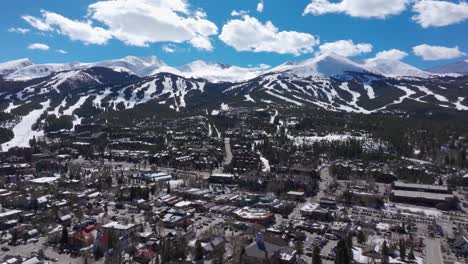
0,58,34,75
427,60,468,74
363,57,430,78
269,52,368,78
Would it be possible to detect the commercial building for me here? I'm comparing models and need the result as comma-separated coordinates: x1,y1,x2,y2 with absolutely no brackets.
390,190,454,207
233,207,274,225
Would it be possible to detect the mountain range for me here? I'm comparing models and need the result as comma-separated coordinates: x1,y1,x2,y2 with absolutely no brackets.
1,53,467,83
1,53,468,150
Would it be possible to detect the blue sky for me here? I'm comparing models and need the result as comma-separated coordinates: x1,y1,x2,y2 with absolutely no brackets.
1,0,468,69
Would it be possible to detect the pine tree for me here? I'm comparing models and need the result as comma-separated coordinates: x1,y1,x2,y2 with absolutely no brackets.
61,226,68,246
194,240,204,261
399,238,406,260
408,246,415,260
346,234,353,260
381,240,389,264
357,230,367,244
335,239,351,264
213,250,224,264
295,239,304,257
312,245,322,264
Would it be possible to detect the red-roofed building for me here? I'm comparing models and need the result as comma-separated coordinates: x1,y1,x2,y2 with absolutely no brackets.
135,249,157,263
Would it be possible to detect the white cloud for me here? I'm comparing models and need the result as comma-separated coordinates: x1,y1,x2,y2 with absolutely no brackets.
258,63,271,70
303,0,410,18
87,0,217,50
373,49,408,61
413,44,466,61
257,1,264,12
219,14,319,55
318,39,372,57
8,27,30,34
412,0,468,28
22,15,53,31
21,0,217,50
56,49,68,54
23,10,112,45
231,10,249,17
27,43,50,51
162,44,176,53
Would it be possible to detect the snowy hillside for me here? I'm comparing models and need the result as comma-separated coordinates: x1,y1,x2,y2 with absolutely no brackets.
363,57,431,78
268,53,369,78
0,58,33,76
427,60,468,74
1,54,466,83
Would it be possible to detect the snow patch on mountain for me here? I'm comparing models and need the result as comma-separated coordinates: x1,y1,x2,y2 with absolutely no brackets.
244,94,255,103
363,84,376,99
1,100,50,151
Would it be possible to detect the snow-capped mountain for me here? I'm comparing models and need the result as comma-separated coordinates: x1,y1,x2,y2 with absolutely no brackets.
177,60,264,82
1,62,468,150
0,58,33,76
6,62,84,81
362,57,431,78
91,55,172,77
268,53,369,78
2,53,466,83
427,60,468,74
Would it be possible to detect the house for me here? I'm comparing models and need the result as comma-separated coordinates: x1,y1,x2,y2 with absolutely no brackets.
243,233,296,264
452,235,468,257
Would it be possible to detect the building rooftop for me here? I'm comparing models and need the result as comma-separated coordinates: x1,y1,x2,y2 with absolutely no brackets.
393,181,449,192
392,190,453,201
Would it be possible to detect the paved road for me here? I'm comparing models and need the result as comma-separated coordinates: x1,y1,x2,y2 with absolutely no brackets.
224,138,233,166
424,238,443,264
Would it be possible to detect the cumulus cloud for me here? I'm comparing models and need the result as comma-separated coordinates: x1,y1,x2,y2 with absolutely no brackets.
56,49,68,54
257,1,264,12
219,14,319,55
23,10,112,45
27,43,50,51
318,39,372,57
303,0,410,18
413,44,466,61
373,49,408,61
8,27,30,34
87,0,217,50
22,0,218,50
412,0,468,28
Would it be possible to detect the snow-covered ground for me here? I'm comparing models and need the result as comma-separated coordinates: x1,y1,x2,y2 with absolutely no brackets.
363,83,376,99
386,203,442,217
244,94,255,103
1,100,50,151
257,152,271,173
288,133,364,146
455,97,468,111
270,110,278,124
